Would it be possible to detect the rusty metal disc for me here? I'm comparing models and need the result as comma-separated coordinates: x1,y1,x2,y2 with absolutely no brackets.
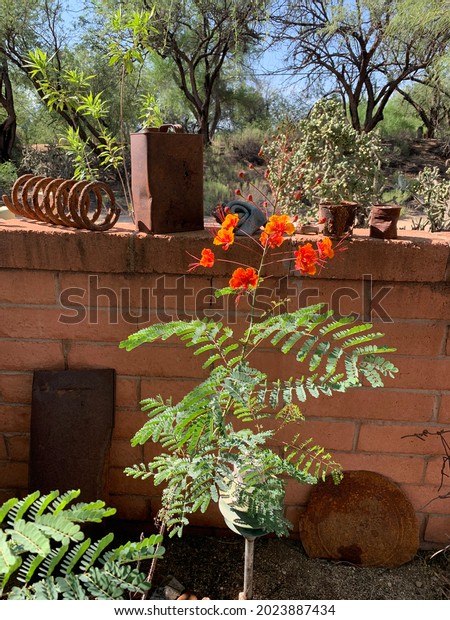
299,470,419,567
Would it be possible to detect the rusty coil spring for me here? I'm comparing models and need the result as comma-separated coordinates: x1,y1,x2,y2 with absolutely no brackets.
2,175,121,231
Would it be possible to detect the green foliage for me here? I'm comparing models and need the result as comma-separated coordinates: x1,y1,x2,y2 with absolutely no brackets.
378,96,422,139
121,305,398,538
0,490,164,600
0,161,17,195
411,166,450,231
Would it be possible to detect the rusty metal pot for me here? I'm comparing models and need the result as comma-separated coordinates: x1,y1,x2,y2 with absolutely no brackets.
369,204,402,239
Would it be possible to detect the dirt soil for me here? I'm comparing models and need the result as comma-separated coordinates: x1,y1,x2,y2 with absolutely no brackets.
152,534,450,601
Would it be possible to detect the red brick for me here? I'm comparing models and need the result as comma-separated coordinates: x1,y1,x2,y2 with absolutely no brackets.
439,395,450,423
269,419,356,452
0,436,7,459
142,439,166,464
0,406,31,433
140,377,200,404
109,439,143,468
0,270,56,304
386,356,450,391
303,389,434,422
60,273,214,319
370,320,447,357
283,480,314,505
108,467,152,495
446,329,450,356
0,373,33,404
357,423,448,456
108,494,151,521
424,455,449,487
112,411,148,440
116,376,139,409
67,342,207,379
424,515,450,545
401,484,450,515
0,340,64,372
5,434,30,461
332,452,425,484
374,282,450,320
0,306,136,342
0,219,133,273
0,461,28,488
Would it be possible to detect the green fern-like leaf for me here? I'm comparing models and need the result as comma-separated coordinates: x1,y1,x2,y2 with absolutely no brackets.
0,530,17,574
6,520,51,557
0,498,18,525
56,573,89,600
31,576,60,600
35,514,84,544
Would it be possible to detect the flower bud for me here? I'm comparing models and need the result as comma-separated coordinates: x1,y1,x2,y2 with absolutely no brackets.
238,170,246,179
235,188,242,196
247,194,253,202
294,190,302,200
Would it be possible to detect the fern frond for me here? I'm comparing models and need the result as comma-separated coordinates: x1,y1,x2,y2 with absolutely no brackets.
51,490,81,514
0,498,18,525
35,514,84,544
56,573,89,599
5,491,41,525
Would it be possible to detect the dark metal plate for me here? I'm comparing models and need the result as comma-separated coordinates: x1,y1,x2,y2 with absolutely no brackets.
30,369,115,501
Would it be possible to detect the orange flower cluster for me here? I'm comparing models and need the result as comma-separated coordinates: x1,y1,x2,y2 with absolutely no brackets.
294,237,335,275
188,202,337,294
260,214,295,249
213,212,239,250
229,267,259,290
188,247,215,272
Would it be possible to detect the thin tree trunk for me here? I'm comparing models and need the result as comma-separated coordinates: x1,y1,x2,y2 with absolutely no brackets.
239,537,255,600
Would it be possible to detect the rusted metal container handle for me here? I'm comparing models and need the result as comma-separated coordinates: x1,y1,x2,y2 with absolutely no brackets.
144,124,184,133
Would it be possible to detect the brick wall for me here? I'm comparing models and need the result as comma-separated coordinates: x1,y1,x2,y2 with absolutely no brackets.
0,219,449,546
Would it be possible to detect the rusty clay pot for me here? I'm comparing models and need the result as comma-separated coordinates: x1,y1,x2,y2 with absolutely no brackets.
319,201,358,238
369,204,402,239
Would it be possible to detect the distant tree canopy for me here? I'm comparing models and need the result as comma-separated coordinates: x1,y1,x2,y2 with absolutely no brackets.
0,0,450,163
270,0,450,133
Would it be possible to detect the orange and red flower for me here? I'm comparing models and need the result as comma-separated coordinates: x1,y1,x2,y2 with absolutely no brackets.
188,247,215,271
221,213,240,230
294,243,319,275
260,214,295,248
317,236,334,260
213,227,235,250
229,267,259,290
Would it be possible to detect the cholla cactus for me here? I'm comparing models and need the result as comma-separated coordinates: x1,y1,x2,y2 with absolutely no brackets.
412,166,450,232
260,99,383,222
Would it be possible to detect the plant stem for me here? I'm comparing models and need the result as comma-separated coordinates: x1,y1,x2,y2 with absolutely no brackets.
141,522,166,600
239,536,255,600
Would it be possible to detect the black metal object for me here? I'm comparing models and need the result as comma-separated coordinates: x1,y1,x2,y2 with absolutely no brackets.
30,369,115,501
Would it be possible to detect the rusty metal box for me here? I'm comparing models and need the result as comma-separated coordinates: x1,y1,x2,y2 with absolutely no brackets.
130,127,204,234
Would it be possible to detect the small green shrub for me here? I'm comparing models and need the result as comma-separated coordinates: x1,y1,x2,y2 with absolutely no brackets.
0,161,18,196
0,489,164,600
19,144,74,179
